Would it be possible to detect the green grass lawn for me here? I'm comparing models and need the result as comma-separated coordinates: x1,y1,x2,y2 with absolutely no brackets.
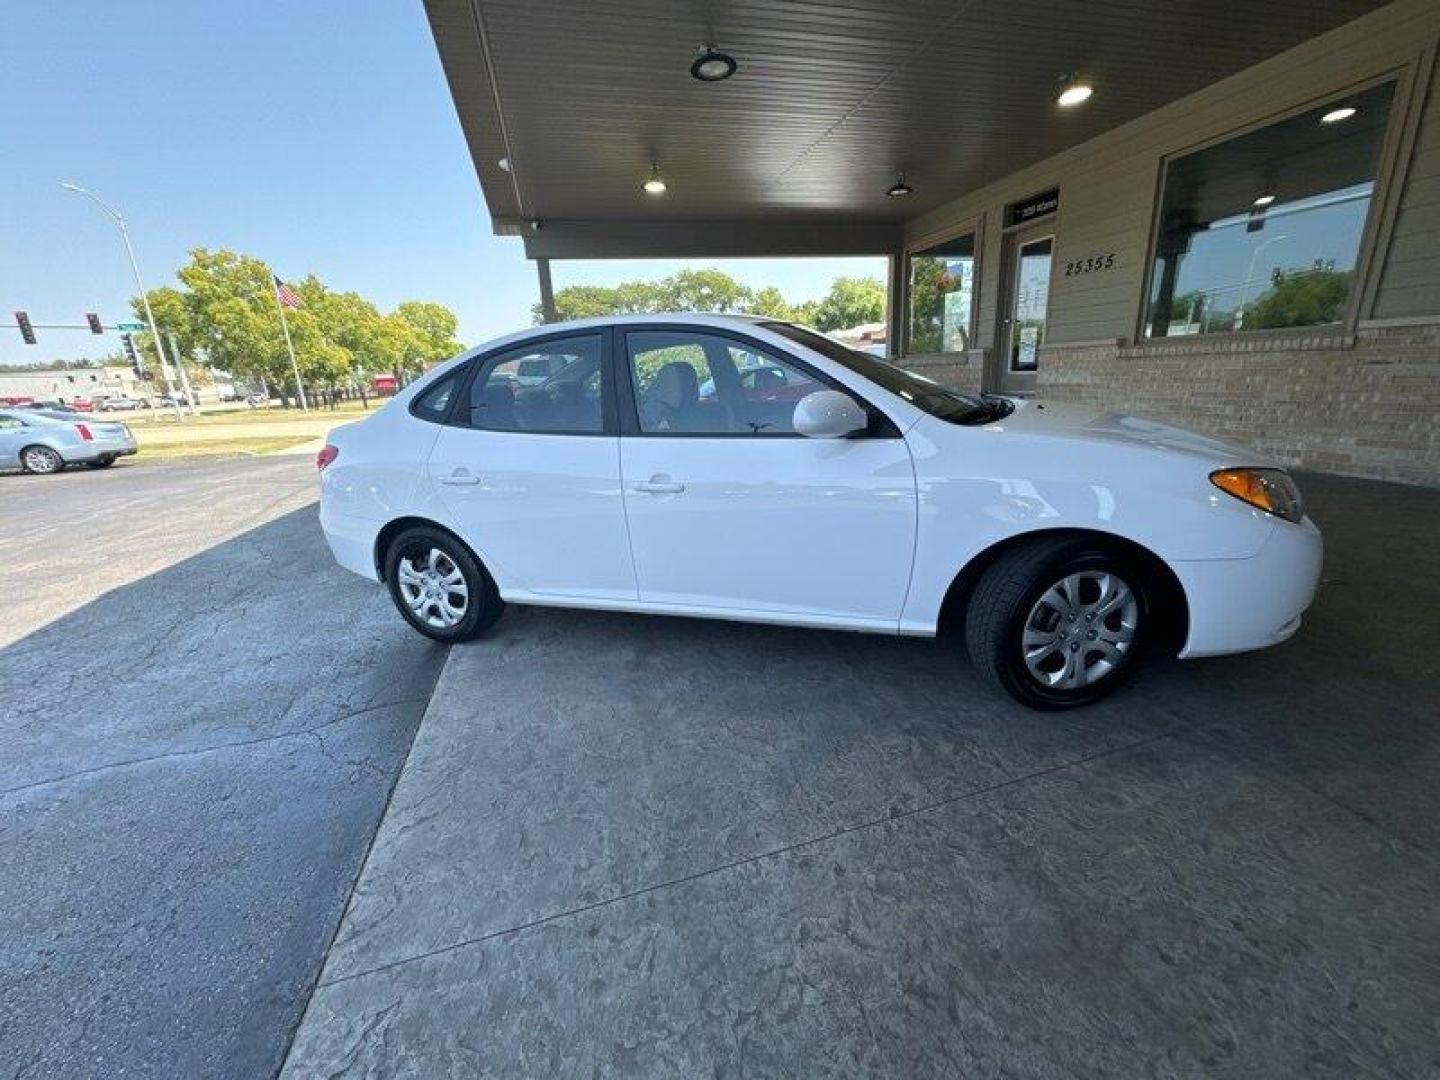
134,436,318,460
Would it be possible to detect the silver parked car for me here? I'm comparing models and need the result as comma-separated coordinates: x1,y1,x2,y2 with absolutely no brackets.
0,409,138,474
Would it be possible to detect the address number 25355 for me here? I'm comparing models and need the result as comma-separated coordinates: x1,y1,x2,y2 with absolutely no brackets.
1063,254,1116,276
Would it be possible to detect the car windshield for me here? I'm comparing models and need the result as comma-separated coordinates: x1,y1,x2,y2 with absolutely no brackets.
760,321,1010,426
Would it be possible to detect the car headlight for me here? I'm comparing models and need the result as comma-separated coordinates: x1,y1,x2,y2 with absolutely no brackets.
1210,468,1304,523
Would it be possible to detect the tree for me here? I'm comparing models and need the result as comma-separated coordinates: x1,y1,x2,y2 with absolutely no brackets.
805,276,886,332
542,284,633,322
538,267,891,330
395,301,463,365
130,248,464,403
1244,270,1350,330
658,268,753,313
749,286,799,322
162,248,291,393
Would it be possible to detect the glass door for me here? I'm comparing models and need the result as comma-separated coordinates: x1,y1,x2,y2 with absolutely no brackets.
995,228,1054,394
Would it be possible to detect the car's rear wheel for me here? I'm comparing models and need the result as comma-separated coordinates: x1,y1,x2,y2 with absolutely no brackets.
383,527,503,643
86,455,116,469
21,445,64,475
965,537,1149,709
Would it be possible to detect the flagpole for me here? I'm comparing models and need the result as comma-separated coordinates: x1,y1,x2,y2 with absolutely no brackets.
269,275,308,412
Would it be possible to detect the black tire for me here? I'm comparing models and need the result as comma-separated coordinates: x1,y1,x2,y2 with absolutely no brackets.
382,526,504,643
965,537,1150,710
20,445,65,475
86,456,116,469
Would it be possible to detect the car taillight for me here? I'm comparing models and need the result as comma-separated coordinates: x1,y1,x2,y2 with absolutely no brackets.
75,424,93,441
316,444,339,471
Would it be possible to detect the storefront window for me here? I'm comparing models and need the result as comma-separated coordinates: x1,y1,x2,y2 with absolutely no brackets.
1145,81,1394,338
907,234,975,354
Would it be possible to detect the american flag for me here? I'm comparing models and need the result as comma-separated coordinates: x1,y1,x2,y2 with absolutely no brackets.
273,275,302,309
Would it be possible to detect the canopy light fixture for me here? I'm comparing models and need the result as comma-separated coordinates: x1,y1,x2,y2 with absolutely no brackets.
643,165,667,195
886,174,913,198
1056,76,1093,107
1320,106,1357,124
691,46,737,82
1252,193,1276,207
497,157,511,172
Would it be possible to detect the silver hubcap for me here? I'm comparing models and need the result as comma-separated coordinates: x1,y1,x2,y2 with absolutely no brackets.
24,448,58,473
1022,571,1139,690
397,547,469,628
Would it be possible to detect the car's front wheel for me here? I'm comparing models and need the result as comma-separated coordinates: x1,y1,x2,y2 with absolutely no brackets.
965,537,1149,709
20,445,65,475
383,527,504,643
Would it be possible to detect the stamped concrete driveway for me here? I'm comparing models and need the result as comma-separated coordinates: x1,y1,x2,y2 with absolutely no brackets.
0,458,446,1078
284,473,1440,1078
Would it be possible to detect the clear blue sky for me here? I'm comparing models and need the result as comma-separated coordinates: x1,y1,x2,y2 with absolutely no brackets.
0,1,880,366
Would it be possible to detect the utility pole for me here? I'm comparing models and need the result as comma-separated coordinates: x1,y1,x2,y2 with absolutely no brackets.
168,332,198,411
60,183,187,420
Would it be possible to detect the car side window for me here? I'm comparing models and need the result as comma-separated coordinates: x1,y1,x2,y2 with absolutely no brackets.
465,334,603,434
0,414,25,431
411,373,458,423
626,331,822,436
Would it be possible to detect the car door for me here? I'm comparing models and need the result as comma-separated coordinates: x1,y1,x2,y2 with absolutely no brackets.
0,413,26,469
617,326,917,625
426,331,637,601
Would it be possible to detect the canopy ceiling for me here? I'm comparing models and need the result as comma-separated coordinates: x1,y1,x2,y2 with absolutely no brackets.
426,0,1388,258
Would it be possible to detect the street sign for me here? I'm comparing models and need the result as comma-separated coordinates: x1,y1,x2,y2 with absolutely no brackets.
115,321,145,332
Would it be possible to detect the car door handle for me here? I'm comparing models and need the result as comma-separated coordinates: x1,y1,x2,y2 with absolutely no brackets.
440,470,480,486
632,476,685,495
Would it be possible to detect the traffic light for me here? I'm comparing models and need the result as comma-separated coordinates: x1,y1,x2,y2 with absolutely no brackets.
14,311,36,345
86,312,103,334
121,333,146,377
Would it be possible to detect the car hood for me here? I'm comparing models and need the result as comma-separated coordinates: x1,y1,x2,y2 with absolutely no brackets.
987,397,1275,467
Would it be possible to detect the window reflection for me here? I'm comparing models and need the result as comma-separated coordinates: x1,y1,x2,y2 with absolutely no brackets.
908,234,975,354
1146,81,1394,338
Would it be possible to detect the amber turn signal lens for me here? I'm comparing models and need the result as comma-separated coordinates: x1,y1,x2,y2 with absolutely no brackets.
1210,468,1304,522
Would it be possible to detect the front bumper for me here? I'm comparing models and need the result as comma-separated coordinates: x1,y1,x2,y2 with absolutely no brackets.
1173,515,1323,658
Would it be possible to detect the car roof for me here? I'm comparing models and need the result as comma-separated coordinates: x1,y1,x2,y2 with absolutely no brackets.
431,313,771,374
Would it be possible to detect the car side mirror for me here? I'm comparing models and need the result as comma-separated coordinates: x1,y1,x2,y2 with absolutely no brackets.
793,390,867,439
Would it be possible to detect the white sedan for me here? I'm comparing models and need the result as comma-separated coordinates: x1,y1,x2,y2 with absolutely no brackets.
318,315,1321,709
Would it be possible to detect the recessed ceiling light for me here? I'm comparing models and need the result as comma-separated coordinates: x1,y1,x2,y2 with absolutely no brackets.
886,174,913,198
497,157,511,172
1253,193,1276,207
1320,106,1357,124
643,164,667,195
691,46,737,82
1057,78,1093,107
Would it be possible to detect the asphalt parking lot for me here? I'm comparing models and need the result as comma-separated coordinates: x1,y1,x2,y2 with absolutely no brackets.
0,458,446,1077
284,473,1439,1078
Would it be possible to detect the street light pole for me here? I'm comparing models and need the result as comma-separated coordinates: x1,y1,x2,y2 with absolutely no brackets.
1236,234,1289,329
61,182,191,416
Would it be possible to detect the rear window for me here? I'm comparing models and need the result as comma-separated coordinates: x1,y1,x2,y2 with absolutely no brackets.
32,410,86,421
410,373,458,423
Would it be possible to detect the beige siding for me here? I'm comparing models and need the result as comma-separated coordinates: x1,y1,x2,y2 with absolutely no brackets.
903,0,1440,352
1375,61,1440,317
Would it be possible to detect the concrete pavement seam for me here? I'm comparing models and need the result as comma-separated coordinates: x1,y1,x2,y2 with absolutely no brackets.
314,722,1193,991
274,649,451,1077
0,696,431,801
